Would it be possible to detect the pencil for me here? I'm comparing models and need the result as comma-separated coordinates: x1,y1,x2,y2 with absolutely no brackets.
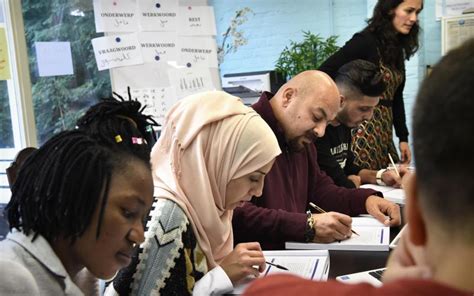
309,202,360,236
388,153,401,178
265,261,289,271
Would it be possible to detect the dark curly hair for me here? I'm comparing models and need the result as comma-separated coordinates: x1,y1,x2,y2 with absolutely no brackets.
6,130,151,243
364,0,423,70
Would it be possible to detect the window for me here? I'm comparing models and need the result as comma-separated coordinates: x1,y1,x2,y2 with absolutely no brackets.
21,0,111,143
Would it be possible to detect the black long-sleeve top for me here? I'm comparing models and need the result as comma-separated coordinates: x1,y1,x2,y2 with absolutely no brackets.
318,31,409,142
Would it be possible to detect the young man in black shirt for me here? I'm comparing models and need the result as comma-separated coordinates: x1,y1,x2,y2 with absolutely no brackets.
316,60,402,188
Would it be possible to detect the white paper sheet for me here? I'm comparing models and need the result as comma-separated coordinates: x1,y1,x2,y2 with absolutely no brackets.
168,66,215,99
137,0,178,31
286,217,390,251
360,184,406,204
232,250,330,294
35,42,74,77
93,0,138,32
178,6,216,36
116,87,177,125
436,0,474,19
92,33,144,71
179,0,207,6
177,36,218,68
111,63,171,89
138,32,178,63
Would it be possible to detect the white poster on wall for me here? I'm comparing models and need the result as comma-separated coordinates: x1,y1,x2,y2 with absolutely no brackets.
138,32,178,63
436,0,474,19
92,33,143,71
178,6,216,36
137,0,179,31
35,41,74,77
112,63,171,89
93,0,139,32
177,36,218,68
168,66,215,99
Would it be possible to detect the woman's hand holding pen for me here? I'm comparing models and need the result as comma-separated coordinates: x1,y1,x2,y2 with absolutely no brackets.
220,242,266,284
311,212,353,243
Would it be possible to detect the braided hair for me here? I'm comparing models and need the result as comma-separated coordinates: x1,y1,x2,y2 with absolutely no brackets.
76,87,159,150
6,129,151,243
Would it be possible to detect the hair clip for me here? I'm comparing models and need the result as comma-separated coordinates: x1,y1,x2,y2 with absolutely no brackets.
132,137,144,145
115,135,123,143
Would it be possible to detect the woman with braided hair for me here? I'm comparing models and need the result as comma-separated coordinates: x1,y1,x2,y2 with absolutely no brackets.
0,129,154,295
0,89,160,295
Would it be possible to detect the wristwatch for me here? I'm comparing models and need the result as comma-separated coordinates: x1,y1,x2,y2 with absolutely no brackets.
376,169,387,186
304,211,316,242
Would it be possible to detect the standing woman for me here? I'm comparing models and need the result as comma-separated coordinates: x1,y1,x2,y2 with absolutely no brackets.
107,91,281,295
319,0,422,169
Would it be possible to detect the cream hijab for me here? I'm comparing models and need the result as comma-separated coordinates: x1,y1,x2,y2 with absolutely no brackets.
151,91,280,268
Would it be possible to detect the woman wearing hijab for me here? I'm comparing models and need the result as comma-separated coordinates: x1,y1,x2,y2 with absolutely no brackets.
107,91,281,295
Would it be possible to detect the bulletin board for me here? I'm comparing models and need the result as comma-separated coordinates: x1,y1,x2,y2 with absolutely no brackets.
441,14,474,55
91,0,221,126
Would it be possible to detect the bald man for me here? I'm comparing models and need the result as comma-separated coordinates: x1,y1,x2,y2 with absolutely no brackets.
233,70,400,249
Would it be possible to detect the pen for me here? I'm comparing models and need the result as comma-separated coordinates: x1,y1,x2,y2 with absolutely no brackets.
265,261,289,271
388,153,401,178
309,202,360,236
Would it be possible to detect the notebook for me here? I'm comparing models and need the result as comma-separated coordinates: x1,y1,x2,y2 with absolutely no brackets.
285,216,390,251
336,267,386,287
361,184,405,204
231,250,330,294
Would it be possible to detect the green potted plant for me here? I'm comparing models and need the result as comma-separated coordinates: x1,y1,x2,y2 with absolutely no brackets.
275,31,339,80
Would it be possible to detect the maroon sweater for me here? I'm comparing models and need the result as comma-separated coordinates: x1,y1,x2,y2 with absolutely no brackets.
243,275,472,296
232,92,378,249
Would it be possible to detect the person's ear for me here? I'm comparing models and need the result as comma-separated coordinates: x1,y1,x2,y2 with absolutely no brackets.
405,173,427,246
281,87,295,108
339,95,345,108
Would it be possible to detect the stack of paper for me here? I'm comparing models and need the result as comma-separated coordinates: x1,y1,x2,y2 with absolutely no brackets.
361,184,405,204
285,217,390,251
231,250,329,294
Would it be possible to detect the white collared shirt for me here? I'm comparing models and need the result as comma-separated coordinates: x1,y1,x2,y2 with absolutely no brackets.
0,230,84,295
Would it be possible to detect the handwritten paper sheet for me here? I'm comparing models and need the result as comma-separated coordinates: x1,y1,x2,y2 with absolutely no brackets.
168,66,214,99
92,33,143,71
138,32,177,63
178,6,216,36
177,36,218,68
93,0,138,32
112,63,171,89
35,42,74,77
137,0,178,31
116,87,178,125
0,27,11,80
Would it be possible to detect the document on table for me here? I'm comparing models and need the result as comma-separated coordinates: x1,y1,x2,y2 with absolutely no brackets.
285,217,390,251
361,184,406,204
231,250,329,294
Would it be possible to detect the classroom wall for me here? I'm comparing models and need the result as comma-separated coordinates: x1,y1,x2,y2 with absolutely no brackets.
210,0,442,149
